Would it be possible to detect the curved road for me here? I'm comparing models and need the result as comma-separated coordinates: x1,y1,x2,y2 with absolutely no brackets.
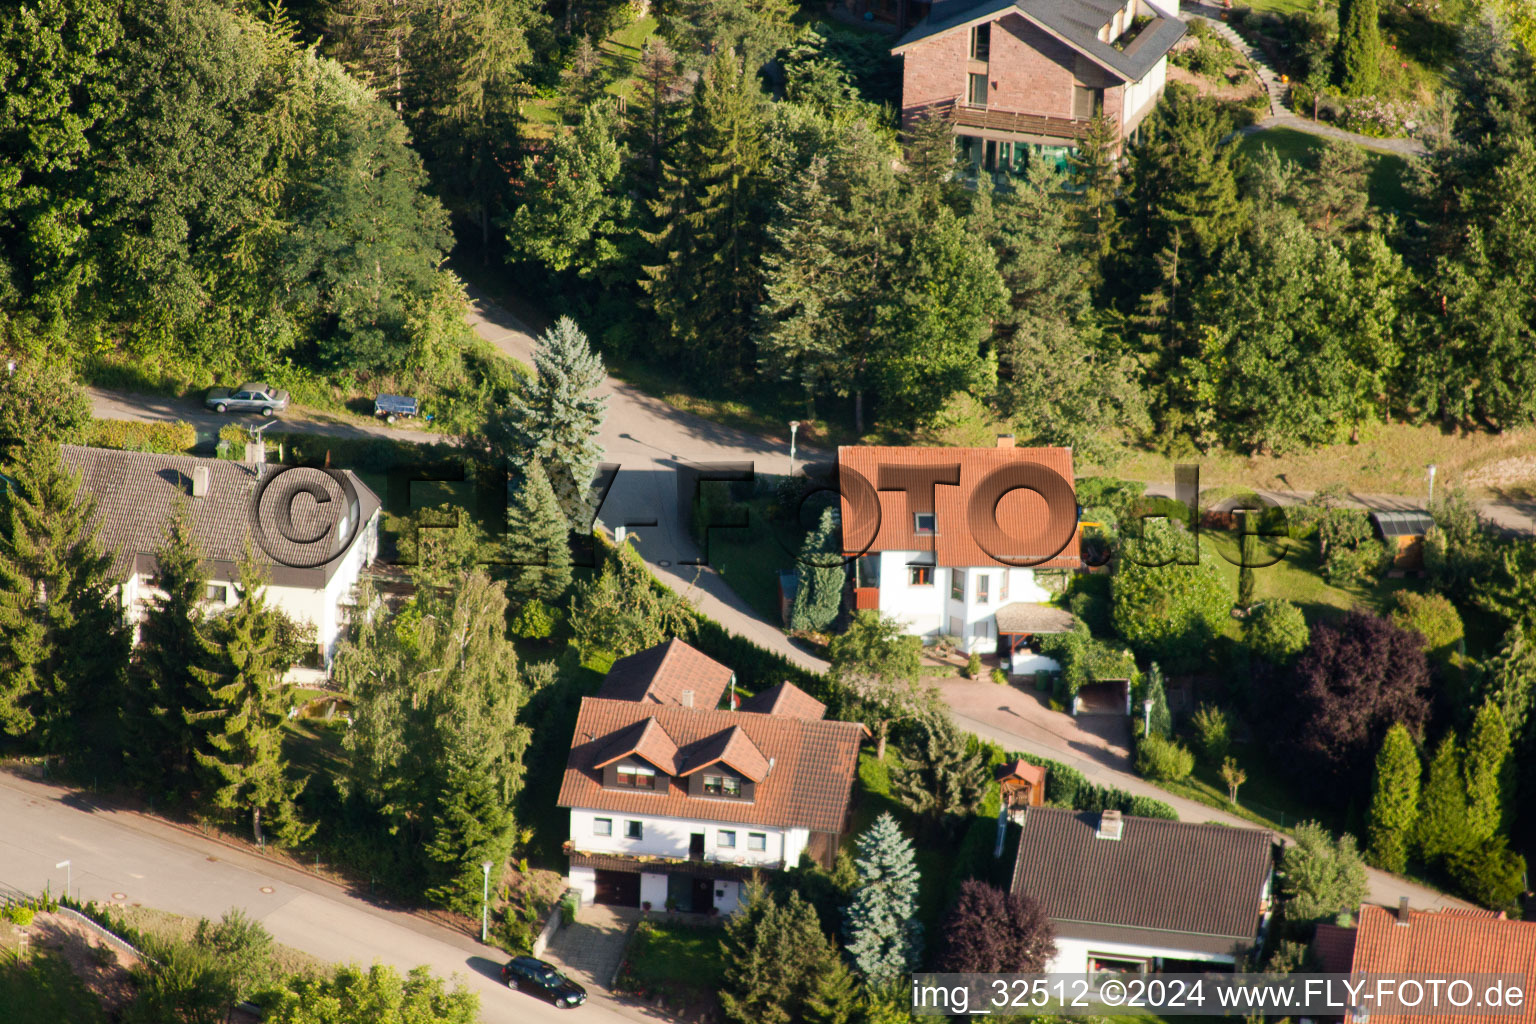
0,770,659,1024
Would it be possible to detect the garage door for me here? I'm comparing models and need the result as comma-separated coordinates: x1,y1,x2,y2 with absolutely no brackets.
593,869,640,907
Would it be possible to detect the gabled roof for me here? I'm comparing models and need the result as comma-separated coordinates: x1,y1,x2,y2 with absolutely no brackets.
892,0,1186,84
591,717,680,775
1346,906,1536,1024
738,681,827,720
596,638,735,709
838,444,1080,569
678,725,771,782
1011,807,1274,956
59,444,380,589
995,602,1076,634
559,698,864,832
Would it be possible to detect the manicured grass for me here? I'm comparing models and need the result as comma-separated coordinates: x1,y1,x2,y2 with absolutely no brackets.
599,15,659,104
619,919,726,1001
1201,528,1419,625
1237,126,1416,211
699,488,809,626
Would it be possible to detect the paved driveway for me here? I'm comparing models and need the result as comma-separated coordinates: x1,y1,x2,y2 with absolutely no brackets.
542,904,638,992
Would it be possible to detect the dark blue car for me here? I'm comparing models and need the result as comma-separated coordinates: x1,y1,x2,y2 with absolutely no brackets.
501,956,587,1009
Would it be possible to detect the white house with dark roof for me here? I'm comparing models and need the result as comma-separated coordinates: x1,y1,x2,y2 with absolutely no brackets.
1012,807,1276,973
558,639,864,913
838,438,1081,667
61,445,381,677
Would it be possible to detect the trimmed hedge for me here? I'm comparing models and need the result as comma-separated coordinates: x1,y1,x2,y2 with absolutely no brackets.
86,418,197,454
1003,747,1179,821
268,432,460,475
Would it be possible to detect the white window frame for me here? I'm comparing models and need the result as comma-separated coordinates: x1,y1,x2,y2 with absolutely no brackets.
914,512,936,534
977,574,990,605
747,833,767,852
718,830,737,848
593,817,613,837
951,569,965,602
624,820,643,840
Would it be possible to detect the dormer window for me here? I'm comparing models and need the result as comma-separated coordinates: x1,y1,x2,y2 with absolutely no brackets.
914,512,936,534
616,764,657,789
703,774,742,797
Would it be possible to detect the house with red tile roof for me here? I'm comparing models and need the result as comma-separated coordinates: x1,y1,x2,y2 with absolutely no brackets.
558,640,863,913
1311,903,1536,1024
838,438,1081,669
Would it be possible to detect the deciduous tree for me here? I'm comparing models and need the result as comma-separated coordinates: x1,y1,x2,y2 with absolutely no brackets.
828,610,930,761
1291,609,1431,790
935,879,1056,973
1277,821,1369,935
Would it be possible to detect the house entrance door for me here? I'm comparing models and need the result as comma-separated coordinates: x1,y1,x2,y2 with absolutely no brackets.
691,877,715,913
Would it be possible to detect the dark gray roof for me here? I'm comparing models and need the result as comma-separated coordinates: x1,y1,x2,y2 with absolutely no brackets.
1011,807,1274,954
893,0,1186,83
1371,510,1434,538
60,445,380,588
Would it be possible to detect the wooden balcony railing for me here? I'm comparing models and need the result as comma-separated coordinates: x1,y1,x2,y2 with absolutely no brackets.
854,586,880,611
940,98,1110,143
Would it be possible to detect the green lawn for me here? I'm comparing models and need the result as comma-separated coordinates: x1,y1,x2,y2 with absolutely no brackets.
699,487,809,626
618,919,726,1004
599,15,659,104
1237,127,1416,213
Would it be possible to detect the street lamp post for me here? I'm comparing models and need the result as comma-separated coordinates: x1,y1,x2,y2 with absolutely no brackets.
1427,463,1438,506
55,860,71,902
1142,699,1153,739
480,861,494,943
788,421,800,477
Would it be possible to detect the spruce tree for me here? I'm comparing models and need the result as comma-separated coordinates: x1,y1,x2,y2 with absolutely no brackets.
844,812,922,985
1070,112,1121,261
424,752,517,915
802,955,859,1024
1480,625,1536,735
129,499,220,797
1416,732,1467,865
640,50,770,381
1463,700,1514,840
0,444,129,764
494,316,607,529
1143,662,1172,737
190,549,312,847
720,884,842,1024
1366,723,1420,873
1333,0,1383,97
889,716,989,837
789,506,845,632
503,463,573,604
756,155,850,411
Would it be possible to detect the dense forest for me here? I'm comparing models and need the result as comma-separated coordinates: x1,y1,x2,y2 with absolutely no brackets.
3,0,1536,455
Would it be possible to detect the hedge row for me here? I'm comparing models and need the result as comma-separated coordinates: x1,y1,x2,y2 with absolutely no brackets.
267,432,461,475
86,418,197,454
994,745,1179,821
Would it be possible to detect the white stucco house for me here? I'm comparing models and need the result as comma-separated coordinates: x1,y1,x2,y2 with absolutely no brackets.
1012,807,1276,973
61,444,381,680
838,438,1081,669
557,639,865,914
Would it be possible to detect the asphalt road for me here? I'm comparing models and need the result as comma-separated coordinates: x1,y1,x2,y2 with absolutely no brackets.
0,772,653,1024
88,387,441,445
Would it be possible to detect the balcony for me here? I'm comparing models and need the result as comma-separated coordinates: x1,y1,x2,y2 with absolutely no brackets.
565,844,785,880
940,98,1108,144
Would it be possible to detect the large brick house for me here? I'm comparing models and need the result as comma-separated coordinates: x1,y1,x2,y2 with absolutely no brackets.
893,0,1187,172
558,639,865,914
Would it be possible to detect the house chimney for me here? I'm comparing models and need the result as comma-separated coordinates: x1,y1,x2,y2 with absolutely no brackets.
680,689,694,708
1096,809,1124,840
191,466,210,498
996,434,1016,449
245,442,265,464
1396,896,1410,926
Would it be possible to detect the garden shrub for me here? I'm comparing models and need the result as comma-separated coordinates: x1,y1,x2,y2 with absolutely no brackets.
1135,733,1196,782
86,418,197,454
990,668,1008,685
966,652,983,679
1190,704,1232,764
